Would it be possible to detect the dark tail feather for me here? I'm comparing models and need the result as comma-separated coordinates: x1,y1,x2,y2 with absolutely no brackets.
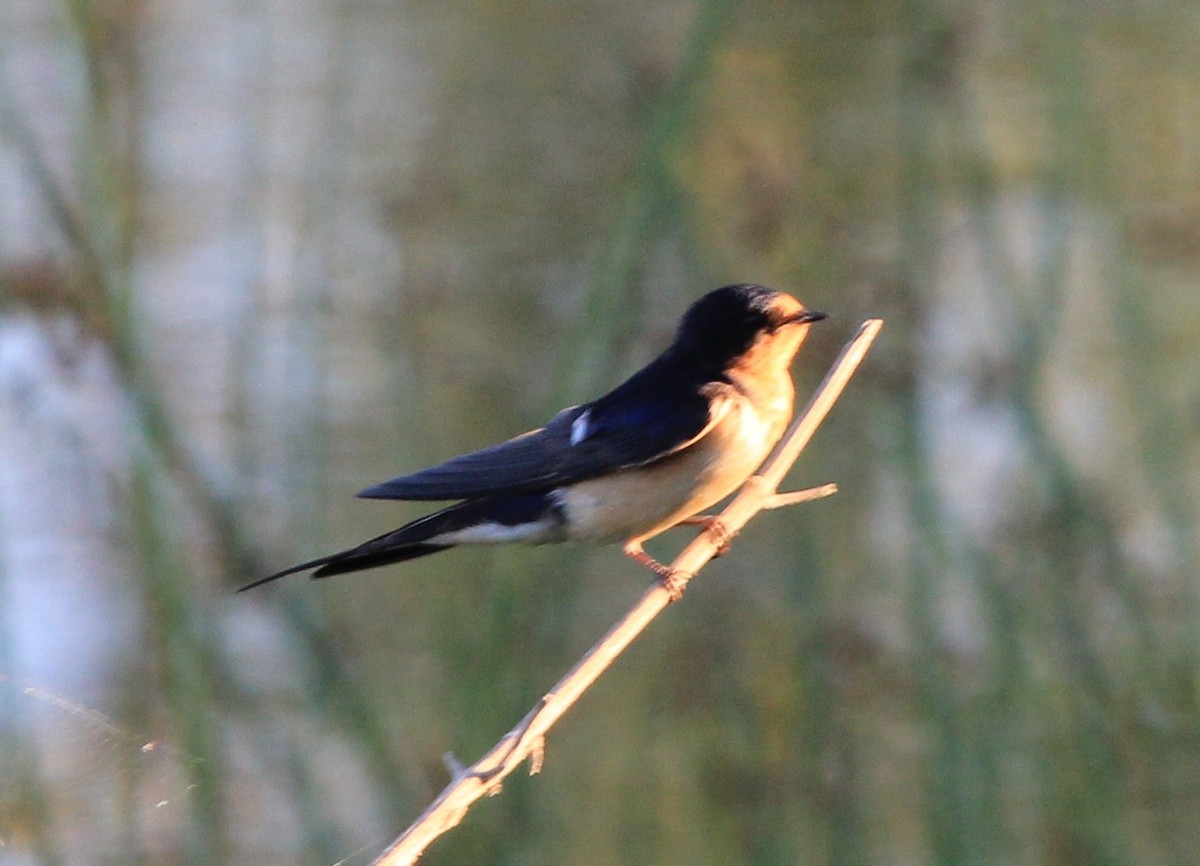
239,537,451,592
238,554,339,591
241,493,558,591
311,543,449,578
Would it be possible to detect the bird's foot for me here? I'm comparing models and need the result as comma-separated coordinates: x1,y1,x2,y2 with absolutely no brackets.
624,545,689,602
657,568,688,603
679,514,735,557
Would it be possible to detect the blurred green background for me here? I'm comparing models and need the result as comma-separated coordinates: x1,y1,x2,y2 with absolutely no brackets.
2,0,1199,864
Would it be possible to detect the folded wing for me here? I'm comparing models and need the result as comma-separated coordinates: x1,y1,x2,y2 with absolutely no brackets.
359,372,720,501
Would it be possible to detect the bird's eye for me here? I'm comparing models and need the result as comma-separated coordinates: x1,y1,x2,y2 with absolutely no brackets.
764,314,789,333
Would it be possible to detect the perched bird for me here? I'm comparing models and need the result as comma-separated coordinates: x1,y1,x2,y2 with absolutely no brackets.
243,284,826,594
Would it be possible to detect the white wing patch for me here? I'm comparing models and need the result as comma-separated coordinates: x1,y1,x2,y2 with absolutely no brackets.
569,409,590,446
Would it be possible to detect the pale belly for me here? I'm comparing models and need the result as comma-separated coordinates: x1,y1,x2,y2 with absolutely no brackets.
555,395,786,544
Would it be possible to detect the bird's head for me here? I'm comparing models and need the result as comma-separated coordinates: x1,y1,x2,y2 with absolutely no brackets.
671,284,826,374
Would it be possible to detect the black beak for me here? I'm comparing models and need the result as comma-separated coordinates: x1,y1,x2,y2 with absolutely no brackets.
791,310,828,325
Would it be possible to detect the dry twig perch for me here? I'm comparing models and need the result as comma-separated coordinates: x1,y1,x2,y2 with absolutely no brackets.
370,318,883,865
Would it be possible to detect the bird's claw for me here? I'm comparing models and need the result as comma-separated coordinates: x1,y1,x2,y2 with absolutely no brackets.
656,567,688,603
625,544,691,601
634,555,688,602
643,557,689,602
703,517,733,557
681,514,734,556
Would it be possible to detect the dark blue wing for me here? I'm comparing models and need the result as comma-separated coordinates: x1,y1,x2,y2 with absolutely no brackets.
359,363,716,501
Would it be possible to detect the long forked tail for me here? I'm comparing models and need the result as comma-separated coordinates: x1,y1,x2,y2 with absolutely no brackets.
239,491,562,592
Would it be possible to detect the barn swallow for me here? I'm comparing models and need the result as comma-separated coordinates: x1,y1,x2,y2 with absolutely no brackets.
242,284,826,594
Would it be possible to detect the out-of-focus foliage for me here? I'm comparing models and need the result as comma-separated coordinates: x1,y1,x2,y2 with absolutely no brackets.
1,0,1198,864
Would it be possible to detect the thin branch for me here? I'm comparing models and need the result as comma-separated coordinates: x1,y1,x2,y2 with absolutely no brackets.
370,318,884,866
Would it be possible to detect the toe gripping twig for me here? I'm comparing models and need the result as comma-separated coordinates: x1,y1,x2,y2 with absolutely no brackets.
368,319,883,866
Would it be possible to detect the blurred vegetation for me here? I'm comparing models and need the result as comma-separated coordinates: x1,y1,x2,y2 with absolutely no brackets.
2,0,1199,864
